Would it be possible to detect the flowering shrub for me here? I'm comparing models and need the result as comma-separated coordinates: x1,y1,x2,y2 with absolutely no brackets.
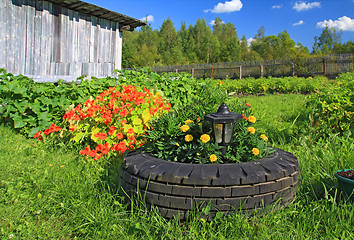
143,101,272,164
34,85,170,161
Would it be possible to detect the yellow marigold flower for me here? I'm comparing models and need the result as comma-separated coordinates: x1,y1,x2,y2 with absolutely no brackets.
247,127,255,134
260,134,268,141
252,148,260,156
210,154,217,162
180,125,190,132
248,116,256,123
176,143,180,147
185,119,194,125
200,134,210,143
49,164,53,167
185,134,193,142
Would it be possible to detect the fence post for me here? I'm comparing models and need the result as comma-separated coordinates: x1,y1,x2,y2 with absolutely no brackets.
292,63,295,77
260,65,263,77
239,66,242,79
191,68,194,77
323,58,326,75
175,69,178,73
211,66,213,79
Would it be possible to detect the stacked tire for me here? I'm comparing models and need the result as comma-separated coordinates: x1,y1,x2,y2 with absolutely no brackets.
120,148,300,219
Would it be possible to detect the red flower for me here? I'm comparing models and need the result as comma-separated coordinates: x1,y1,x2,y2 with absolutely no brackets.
127,128,134,135
53,125,61,132
112,141,127,154
80,145,91,155
242,113,248,120
245,103,251,108
108,126,116,135
95,132,107,140
33,131,42,138
120,109,129,118
44,129,51,135
116,133,124,140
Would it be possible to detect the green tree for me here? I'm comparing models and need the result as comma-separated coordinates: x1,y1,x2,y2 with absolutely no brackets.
158,18,183,65
191,18,215,63
312,26,342,54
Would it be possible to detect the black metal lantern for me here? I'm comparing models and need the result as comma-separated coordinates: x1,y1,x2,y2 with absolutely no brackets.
204,103,242,156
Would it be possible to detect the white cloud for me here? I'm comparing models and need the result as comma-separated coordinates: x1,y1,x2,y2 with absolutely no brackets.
140,15,154,23
247,38,254,46
292,20,304,26
204,0,243,13
272,5,283,9
316,16,354,31
210,19,225,25
293,1,321,12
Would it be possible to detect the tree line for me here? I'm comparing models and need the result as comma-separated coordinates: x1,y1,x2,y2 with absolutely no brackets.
122,17,354,68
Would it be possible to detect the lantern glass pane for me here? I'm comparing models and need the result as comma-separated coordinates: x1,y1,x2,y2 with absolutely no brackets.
213,123,223,144
224,123,234,143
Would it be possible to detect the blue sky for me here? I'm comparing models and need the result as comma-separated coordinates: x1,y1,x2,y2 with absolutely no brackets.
85,0,354,50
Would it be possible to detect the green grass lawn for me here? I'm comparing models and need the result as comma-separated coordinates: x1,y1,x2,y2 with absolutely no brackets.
1,94,353,239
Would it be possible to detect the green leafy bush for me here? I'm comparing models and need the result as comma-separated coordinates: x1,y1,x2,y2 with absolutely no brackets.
307,72,354,137
0,69,118,136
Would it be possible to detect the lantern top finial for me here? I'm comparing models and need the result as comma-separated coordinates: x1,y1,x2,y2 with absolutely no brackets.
204,103,243,124
216,103,231,115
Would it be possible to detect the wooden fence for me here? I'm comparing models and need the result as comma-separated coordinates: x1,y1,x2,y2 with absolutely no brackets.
144,54,354,79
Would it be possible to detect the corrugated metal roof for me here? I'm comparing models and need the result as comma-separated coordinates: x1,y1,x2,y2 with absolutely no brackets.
46,0,146,30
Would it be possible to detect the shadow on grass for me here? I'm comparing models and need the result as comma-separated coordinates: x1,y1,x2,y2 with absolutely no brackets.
300,176,352,203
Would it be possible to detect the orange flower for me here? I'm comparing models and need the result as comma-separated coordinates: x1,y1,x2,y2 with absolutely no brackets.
248,116,256,123
185,119,193,125
210,154,217,162
252,148,260,156
94,132,107,140
180,125,190,132
260,134,268,141
247,127,255,134
200,134,210,143
116,133,124,140
185,134,193,142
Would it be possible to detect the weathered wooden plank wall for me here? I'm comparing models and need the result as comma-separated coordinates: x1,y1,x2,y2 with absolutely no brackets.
0,0,122,77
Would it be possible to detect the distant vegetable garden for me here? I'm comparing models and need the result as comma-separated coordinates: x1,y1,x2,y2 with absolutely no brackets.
135,53,354,79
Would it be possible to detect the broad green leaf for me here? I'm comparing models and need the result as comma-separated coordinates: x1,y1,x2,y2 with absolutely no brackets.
73,132,85,143
13,114,26,128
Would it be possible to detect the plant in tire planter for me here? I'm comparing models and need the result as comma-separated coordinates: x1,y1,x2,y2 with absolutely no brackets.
335,169,354,200
121,100,301,219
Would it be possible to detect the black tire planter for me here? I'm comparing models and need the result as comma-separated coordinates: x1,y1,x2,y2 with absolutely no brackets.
120,148,301,219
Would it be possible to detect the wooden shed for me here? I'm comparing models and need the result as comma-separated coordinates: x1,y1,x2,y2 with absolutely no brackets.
0,0,145,81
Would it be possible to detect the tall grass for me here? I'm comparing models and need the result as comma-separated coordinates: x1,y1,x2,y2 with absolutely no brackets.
1,93,353,239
